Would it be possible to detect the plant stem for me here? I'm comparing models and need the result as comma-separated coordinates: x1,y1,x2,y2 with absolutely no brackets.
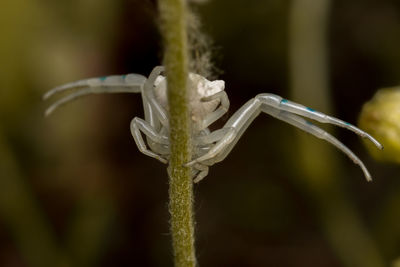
158,0,196,266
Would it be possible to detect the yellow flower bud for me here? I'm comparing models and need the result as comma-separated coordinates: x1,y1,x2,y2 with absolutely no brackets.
358,88,400,163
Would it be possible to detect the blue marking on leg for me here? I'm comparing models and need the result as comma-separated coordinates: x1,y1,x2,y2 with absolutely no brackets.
306,107,315,112
281,99,288,103
99,76,107,81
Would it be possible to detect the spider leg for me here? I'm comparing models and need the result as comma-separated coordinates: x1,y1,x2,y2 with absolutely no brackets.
130,117,168,164
187,97,263,166
141,97,168,163
185,127,236,167
44,89,91,116
44,87,142,116
43,74,146,116
132,117,169,145
273,110,373,181
143,66,169,127
198,91,230,130
187,94,379,181
44,74,146,99
271,94,383,149
194,128,233,145
193,163,209,183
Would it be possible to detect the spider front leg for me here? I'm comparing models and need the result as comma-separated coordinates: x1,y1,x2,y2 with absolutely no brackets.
44,74,146,116
269,109,373,181
130,117,169,164
275,96,383,149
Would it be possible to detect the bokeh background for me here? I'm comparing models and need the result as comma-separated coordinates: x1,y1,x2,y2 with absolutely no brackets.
1,0,400,266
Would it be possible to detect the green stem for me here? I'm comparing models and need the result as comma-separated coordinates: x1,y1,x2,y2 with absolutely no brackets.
158,0,196,266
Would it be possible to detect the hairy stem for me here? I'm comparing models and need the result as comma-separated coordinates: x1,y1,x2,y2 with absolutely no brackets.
158,0,196,266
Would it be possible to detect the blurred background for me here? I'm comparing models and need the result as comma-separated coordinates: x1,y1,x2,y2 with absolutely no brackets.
1,0,400,266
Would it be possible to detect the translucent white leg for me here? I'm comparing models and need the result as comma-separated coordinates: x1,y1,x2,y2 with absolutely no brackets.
43,74,146,100
143,66,169,127
194,128,233,145
193,163,209,183
188,95,379,181
44,86,142,116
150,141,170,155
257,94,383,149
186,127,237,166
132,118,169,144
142,93,159,131
187,97,262,166
188,96,267,166
130,117,168,164
198,91,230,130
275,111,373,181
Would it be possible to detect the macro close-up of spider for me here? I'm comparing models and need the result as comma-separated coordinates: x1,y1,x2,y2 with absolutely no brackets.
5,0,400,265
44,66,383,183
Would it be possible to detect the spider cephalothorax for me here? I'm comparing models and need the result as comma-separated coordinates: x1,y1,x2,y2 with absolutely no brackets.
44,66,383,182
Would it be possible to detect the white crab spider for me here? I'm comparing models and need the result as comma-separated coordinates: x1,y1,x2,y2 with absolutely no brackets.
44,66,383,182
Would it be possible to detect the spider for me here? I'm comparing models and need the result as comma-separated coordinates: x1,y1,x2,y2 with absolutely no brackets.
44,66,383,182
